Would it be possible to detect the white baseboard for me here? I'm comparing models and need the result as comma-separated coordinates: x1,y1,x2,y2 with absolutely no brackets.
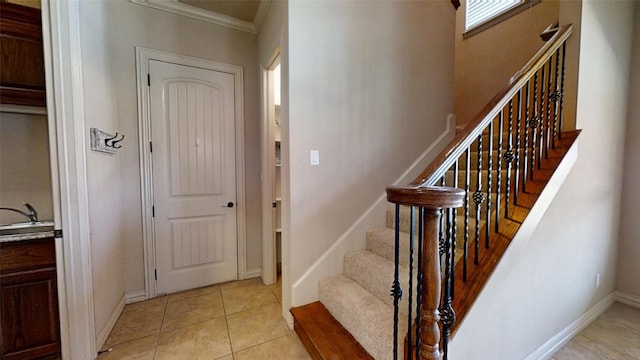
96,294,126,351
125,289,147,304
524,292,616,360
291,116,456,306
245,267,262,279
616,290,640,309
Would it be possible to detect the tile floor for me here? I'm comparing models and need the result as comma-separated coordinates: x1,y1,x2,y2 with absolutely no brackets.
101,278,639,360
552,302,640,360
98,277,311,360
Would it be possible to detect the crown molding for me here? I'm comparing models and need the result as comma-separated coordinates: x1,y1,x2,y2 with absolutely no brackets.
130,0,271,34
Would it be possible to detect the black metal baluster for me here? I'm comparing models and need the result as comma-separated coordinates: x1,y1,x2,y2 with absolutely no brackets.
407,206,415,357
514,89,523,205
530,72,539,180
485,124,493,248
558,42,567,139
439,176,446,264
505,99,515,221
545,56,554,159
538,65,546,169
523,80,531,192
440,206,454,360
451,161,458,298
391,204,402,360
496,112,504,232
473,135,483,265
551,48,561,149
415,206,424,360
463,148,470,282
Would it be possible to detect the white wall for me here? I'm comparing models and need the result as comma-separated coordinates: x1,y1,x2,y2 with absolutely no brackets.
454,0,559,126
0,112,53,224
450,1,634,358
287,0,456,306
78,1,125,341
617,2,640,299
77,0,261,339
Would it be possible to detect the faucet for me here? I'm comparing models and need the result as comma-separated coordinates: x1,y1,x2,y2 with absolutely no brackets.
0,203,39,223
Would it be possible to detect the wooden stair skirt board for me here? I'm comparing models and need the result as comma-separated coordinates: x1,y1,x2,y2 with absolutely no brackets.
291,301,374,360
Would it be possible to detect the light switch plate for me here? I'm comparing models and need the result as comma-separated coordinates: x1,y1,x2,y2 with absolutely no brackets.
310,150,319,165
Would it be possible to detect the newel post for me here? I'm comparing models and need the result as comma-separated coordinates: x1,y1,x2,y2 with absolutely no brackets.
420,207,444,360
386,185,465,360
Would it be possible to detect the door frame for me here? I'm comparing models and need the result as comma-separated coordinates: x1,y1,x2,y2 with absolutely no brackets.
41,1,96,358
135,47,246,299
260,52,280,286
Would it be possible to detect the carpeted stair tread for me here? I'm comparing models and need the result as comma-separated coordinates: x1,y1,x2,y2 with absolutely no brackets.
319,274,405,360
291,301,373,360
344,250,416,317
366,228,417,268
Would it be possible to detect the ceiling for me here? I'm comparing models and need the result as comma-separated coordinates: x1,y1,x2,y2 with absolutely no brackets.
131,0,268,34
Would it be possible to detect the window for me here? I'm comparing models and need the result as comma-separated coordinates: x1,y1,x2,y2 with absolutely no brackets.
464,0,540,38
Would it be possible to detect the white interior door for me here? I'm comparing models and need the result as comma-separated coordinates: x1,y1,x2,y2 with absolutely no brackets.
149,59,237,294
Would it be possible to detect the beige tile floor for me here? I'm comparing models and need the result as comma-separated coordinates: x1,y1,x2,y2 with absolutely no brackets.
552,302,640,360
98,277,311,360
100,279,639,360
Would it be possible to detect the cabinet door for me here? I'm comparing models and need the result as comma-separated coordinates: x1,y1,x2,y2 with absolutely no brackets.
0,3,46,107
1,268,60,360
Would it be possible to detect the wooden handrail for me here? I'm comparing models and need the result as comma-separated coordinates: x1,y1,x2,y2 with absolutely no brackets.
410,24,573,187
386,186,465,209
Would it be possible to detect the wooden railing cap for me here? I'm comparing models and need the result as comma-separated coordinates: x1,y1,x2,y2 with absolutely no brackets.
386,185,465,208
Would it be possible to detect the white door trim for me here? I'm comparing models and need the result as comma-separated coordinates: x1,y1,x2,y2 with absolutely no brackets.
260,52,280,286
135,47,247,299
42,0,96,358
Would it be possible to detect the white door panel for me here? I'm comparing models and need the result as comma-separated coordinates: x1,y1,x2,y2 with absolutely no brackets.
150,60,237,294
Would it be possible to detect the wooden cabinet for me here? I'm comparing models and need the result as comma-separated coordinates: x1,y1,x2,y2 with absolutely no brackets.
1,238,61,360
0,3,46,107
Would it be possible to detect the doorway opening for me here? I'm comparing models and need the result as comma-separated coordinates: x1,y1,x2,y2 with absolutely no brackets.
261,54,282,287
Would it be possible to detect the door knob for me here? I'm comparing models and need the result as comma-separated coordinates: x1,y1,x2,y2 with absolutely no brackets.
223,202,234,208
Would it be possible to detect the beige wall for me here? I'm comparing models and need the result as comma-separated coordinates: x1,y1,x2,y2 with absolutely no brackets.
77,0,261,339
287,0,456,305
617,2,640,298
450,0,634,358
454,0,559,126
0,112,53,224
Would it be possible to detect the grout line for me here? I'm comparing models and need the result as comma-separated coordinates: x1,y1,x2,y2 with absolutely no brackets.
152,296,168,359
232,332,292,357
221,288,235,357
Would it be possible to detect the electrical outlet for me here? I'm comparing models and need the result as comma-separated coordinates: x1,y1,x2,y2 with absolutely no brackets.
595,273,601,288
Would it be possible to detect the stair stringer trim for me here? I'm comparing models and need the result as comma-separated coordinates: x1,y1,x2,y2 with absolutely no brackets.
291,115,456,307
448,137,579,357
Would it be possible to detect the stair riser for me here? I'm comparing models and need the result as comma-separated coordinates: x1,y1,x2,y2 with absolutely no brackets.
319,275,405,360
344,251,418,317
367,227,474,273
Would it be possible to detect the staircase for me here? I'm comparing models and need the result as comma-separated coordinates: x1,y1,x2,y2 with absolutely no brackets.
292,25,576,360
